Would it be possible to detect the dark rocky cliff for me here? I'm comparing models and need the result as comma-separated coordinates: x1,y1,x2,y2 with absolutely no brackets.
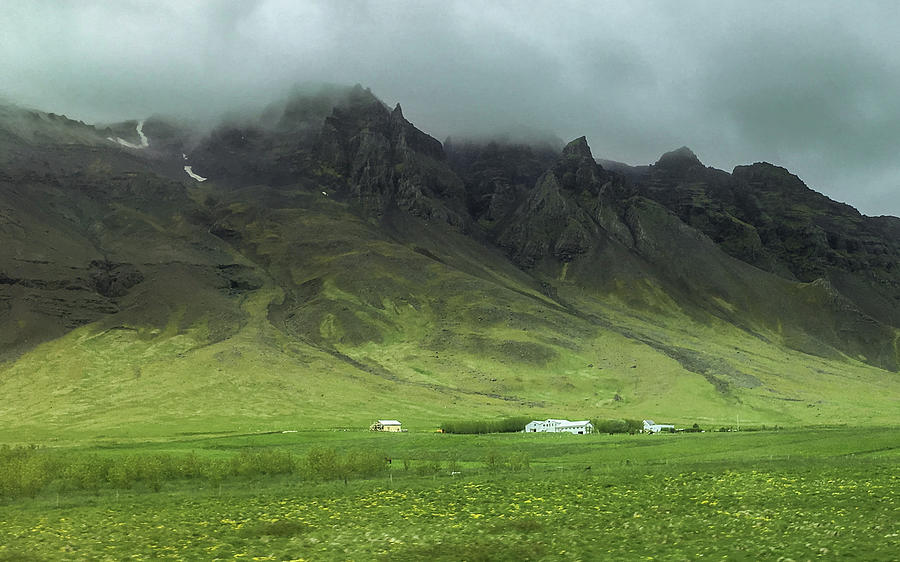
629,148,900,327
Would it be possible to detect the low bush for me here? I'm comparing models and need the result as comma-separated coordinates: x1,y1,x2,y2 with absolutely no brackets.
303,446,389,482
484,450,530,472
0,445,59,498
591,418,643,434
231,449,297,477
413,458,443,476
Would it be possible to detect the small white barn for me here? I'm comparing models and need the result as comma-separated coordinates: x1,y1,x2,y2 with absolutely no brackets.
555,420,594,435
525,419,593,434
643,419,675,434
370,419,403,432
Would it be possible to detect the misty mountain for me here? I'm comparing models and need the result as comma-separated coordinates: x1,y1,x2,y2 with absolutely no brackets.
1,86,897,435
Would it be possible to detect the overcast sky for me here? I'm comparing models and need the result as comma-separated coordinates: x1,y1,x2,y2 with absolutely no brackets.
2,1,899,216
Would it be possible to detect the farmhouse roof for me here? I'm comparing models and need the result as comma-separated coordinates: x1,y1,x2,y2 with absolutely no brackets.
557,420,592,428
378,420,402,425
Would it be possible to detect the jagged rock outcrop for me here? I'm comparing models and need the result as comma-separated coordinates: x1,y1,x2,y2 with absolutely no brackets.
497,172,597,266
631,149,900,326
630,147,772,271
731,162,900,325
316,86,469,227
444,137,557,224
496,137,631,266
88,260,144,298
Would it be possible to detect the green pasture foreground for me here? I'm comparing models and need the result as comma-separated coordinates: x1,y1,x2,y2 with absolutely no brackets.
0,427,898,560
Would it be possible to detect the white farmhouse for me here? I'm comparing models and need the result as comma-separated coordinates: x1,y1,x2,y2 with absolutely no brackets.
525,419,593,434
525,419,569,433
643,419,675,434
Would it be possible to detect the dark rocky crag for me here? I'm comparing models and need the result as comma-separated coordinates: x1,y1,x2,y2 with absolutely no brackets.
626,147,900,328
493,137,632,267
316,86,469,227
444,135,558,225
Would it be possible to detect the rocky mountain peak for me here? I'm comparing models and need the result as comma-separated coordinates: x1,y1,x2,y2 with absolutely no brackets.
348,83,379,103
314,87,466,227
655,146,702,171
561,136,594,160
551,136,611,194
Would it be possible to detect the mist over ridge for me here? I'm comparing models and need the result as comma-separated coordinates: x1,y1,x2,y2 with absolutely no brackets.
2,1,900,216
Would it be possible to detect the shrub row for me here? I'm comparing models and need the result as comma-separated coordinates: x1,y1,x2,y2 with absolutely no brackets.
591,419,644,434
0,445,389,499
440,417,533,434
0,443,537,499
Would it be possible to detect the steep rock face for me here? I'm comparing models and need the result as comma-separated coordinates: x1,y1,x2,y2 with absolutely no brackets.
444,138,557,225
497,172,598,266
188,122,312,188
731,163,900,325
496,137,631,266
632,150,900,328
316,87,468,227
634,148,774,272
730,163,895,276
0,121,251,360
179,86,363,189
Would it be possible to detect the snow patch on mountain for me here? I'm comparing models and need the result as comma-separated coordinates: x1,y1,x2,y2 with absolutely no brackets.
184,166,207,182
107,120,149,149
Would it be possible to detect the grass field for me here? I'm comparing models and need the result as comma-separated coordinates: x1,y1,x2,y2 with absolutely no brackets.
1,427,897,560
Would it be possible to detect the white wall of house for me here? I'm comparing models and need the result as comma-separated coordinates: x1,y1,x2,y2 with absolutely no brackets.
555,421,594,434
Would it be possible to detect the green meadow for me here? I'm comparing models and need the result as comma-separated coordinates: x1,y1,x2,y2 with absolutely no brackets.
1,427,897,560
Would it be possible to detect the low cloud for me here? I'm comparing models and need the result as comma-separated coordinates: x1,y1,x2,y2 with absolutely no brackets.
1,0,898,215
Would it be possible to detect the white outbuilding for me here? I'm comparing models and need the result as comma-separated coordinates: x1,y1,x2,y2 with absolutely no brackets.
555,420,594,435
643,419,675,434
370,420,403,432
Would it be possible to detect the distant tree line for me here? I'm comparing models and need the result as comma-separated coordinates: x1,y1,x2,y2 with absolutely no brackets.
591,419,644,434
440,417,533,434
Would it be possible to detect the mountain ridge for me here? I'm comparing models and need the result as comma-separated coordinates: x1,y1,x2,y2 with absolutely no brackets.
0,87,897,438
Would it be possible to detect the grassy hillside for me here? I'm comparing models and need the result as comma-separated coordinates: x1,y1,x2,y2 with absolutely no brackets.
2,188,897,442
